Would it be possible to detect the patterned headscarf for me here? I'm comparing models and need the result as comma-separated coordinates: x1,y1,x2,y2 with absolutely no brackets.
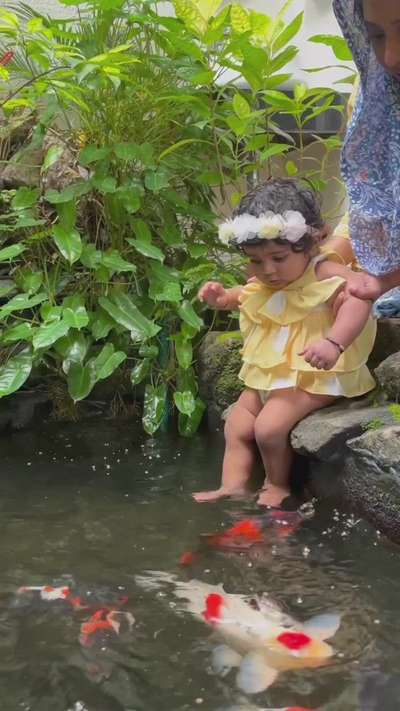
333,0,400,275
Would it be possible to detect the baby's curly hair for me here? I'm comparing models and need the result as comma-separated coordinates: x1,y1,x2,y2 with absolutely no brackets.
233,178,324,253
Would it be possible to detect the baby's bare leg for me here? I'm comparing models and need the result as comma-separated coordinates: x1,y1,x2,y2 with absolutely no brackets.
193,389,263,503
254,388,337,507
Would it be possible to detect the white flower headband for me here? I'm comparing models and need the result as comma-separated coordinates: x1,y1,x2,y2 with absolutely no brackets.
218,210,309,246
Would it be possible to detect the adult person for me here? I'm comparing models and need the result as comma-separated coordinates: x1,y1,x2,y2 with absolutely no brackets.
332,0,400,301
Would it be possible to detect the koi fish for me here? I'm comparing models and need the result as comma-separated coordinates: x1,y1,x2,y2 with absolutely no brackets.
136,571,340,695
79,608,135,647
16,584,134,646
179,507,312,566
17,585,85,609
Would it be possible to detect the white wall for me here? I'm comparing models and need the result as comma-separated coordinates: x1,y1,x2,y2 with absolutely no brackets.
26,0,351,89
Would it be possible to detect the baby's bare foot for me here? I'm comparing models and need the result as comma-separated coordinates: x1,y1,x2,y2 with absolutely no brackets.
257,484,290,507
193,487,247,503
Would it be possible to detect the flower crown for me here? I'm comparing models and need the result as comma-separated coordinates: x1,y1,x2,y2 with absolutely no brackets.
218,210,309,246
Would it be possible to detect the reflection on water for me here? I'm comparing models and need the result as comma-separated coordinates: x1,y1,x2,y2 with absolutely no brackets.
0,420,399,711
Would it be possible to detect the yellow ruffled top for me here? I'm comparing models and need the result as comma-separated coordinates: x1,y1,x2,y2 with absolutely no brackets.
239,256,376,398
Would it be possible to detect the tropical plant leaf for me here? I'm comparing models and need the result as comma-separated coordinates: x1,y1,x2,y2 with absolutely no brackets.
0,347,32,397
142,383,168,435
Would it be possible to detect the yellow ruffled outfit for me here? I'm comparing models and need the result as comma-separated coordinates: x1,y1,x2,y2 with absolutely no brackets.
239,256,376,398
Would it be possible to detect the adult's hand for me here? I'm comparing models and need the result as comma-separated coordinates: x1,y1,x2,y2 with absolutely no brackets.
332,272,379,315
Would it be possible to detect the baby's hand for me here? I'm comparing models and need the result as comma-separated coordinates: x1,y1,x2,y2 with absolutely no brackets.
198,281,229,309
300,339,341,370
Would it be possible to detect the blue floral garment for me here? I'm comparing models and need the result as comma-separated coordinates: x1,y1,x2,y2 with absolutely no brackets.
333,0,400,275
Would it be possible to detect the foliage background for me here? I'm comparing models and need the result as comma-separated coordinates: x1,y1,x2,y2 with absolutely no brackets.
0,0,352,434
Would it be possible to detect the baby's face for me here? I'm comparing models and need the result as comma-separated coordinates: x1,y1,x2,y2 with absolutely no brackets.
363,0,400,78
243,241,311,289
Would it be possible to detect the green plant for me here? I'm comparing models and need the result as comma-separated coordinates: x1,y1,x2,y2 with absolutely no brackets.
389,404,400,425
363,418,385,432
0,0,345,435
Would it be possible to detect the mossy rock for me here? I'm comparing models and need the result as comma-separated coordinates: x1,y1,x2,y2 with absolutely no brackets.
344,426,400,542
197,331,244,425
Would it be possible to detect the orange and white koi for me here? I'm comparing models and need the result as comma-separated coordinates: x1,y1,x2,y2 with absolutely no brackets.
136,572,340,695
179,508,311,566
79,608,135,647
16,585,134,646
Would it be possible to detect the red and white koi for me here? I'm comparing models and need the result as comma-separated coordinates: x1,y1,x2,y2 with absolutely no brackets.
136,572,340,695
17,585,86,609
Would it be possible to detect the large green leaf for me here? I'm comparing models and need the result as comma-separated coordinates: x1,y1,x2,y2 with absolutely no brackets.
99,291,160,341
67,361,97,402
55,332,89,373
273,12,303,52
80,244,103,269
15,268,43,294
44,182,92,204
62,295,89,330
0,292,47,318
33,319,70,350
309,34,353,61
1,322,33,344
178,397,206,437
90,308,116,340
148,262,181,302
127,236,164,262
178,301,203,331
174,390,196,416
101,249,137,273
79,145,111,165
174,333,192,370
11,188,40,210
0,244,26,261
0,347,32,397
52,225,82,264
142,383,168,435
130,358,151,385
42,145,64,173
92,343,127,380
233,93,251,119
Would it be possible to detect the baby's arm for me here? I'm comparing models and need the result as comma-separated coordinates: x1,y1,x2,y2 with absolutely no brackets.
198,281,243,310
301,261,372,370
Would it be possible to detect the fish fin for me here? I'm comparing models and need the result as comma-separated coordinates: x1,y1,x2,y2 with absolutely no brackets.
236,651,278,694
302,613,341,640
212,644,242,676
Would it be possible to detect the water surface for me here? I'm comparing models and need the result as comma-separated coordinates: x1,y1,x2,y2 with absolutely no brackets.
0,420,399,711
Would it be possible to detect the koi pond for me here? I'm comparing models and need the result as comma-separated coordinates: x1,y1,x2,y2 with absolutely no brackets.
0,420,399,711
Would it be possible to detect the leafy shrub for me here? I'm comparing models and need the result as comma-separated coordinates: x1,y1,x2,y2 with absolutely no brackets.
0,0,347,434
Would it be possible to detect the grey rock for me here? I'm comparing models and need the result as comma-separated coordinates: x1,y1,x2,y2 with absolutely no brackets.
369,318,400,368
1,142,42,189
375,351,400,401
343,426,400,542
291,400,394,462
40,131,83,193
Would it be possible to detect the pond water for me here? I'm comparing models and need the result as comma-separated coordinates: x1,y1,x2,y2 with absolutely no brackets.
1,420,399,711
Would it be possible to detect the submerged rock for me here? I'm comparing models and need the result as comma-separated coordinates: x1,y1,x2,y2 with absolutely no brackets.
0,390,50,431
343,426,400,542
